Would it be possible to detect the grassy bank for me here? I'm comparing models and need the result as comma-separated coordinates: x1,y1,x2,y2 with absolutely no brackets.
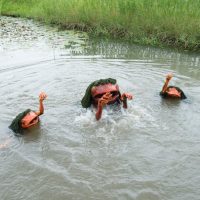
1,0,200,51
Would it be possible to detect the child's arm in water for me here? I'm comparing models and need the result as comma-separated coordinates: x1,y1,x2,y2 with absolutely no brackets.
96,93,112,120
35,92,47,116
0,139,11,149
120,93,133,108
161,73,173,93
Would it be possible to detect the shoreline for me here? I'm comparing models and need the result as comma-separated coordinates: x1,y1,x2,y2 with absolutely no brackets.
1,0,200,52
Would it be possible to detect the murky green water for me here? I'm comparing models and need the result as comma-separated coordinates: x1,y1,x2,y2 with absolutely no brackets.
0,16,200,200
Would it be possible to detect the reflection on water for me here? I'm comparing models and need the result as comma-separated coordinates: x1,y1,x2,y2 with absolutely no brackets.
0,16,200,200
83,39,200,80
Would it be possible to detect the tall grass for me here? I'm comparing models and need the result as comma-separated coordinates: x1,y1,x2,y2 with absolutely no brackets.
1,0,200,51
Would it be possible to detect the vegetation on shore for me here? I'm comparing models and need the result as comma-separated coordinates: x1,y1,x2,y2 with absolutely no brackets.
1,0,200,51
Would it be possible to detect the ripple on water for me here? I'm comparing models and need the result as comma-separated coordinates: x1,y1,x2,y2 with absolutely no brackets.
1,16,200,200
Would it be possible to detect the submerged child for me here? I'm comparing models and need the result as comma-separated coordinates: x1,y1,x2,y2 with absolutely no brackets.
81,78,133,120
160,74,186,99
9,92,47,134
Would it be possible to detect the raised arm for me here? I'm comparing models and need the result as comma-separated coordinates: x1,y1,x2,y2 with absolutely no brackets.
96,93,112,120
120,93,133,109
35,92,47,116
162,74,172,93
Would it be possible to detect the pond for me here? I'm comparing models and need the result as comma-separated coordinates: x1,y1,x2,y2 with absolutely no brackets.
0,16,200,200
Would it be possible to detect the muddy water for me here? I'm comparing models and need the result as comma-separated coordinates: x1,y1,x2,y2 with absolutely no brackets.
0,16,200,200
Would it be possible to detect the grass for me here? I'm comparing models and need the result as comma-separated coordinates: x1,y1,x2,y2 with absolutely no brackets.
1,0,200,51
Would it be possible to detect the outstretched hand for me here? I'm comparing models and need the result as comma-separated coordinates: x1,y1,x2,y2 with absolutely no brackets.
121,93,133,101
0,139,10,149
166,73,173,81
98,92,113,107
39,92,47,101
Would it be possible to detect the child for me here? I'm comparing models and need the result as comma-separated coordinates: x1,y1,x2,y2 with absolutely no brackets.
81,78,132,120
160,74,186,99
9,92,47,134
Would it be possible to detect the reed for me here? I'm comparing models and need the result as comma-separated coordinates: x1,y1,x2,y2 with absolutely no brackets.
1,0,200,51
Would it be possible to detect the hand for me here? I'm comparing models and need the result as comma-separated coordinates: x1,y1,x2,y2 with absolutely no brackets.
0,139,10,149
121,93,133,101
98,92,113,107
166,73,173,81
39,92,47,101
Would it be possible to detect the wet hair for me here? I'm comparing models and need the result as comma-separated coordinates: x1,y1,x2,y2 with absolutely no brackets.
81,78,117,108
160,86,187,99
9,109,31,134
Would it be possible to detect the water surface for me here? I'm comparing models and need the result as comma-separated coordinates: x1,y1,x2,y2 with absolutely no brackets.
0,16,200,200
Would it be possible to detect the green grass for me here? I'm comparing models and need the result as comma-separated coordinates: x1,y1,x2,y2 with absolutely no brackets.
1,0,200,51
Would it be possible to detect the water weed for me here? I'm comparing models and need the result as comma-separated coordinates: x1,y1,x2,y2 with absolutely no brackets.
1,0,200,51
